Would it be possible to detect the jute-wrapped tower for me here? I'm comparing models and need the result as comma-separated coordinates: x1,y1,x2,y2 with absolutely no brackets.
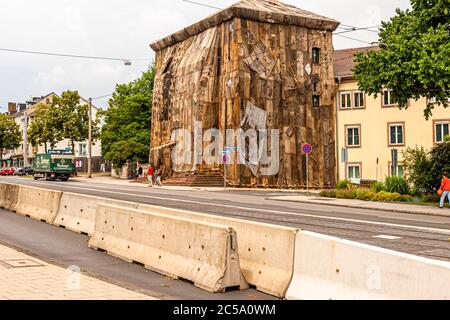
150,0,339,188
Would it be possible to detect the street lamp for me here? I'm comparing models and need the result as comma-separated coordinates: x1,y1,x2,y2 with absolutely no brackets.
87,60,133,178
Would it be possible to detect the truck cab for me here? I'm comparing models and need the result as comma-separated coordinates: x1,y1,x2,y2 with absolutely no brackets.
33,150,76,182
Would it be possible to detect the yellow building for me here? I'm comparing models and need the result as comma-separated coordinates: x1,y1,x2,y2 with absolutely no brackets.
334,46,450,183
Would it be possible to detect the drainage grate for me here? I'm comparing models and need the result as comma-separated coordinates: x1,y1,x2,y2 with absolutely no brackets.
0,259,44,269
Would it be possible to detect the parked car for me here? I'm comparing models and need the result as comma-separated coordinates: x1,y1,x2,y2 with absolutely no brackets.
0,167,5,175
14,167,34,176
24,167,34,175
2,167,16,176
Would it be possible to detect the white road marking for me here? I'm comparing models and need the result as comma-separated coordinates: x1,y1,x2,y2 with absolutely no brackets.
373,235,403,240
7,180,450,235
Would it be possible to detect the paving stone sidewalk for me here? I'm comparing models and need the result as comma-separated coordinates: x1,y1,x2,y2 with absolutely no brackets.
0,244,156,300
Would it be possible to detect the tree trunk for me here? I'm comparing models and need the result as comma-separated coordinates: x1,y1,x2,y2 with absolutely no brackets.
71,141,75,154
45,142,48,153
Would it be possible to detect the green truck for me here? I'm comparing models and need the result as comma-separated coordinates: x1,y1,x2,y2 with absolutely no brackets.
33,151,76,181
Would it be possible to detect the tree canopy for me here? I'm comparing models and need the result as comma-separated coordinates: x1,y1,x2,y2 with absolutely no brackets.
28,91,100,152
100,66,154,168
0,114,21,162
28,103,61,152
354,0,450,119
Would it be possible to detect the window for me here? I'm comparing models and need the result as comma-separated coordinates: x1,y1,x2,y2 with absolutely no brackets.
354,91,365,108
346,125,361,147
390,164,404,177
389,123,405,146
312,95,320,107
435,121,450,143
348,163,361,181
312,47,320,64
428,97,437,104
340,92,352,109
382,89,397,106
79,143,87,157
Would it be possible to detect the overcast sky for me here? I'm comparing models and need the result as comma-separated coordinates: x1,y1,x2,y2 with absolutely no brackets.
0,0,411,110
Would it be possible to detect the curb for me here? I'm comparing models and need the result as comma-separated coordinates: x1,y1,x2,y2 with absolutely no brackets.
268,197,450,218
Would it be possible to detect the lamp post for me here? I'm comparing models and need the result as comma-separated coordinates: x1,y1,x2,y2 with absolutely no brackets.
88,97,92,178
87,59,132,178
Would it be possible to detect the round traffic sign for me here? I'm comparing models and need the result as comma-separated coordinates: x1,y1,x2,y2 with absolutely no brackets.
302,143,313,155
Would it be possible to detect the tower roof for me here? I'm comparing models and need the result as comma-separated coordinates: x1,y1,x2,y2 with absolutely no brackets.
150,0,340,51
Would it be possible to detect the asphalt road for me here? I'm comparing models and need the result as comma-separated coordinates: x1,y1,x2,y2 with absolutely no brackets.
1,176,450,299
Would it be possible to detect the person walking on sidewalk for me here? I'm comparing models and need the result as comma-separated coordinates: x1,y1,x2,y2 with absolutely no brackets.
155,163,163,187
138,165,143,179
439,171,450,209
147,165,154,187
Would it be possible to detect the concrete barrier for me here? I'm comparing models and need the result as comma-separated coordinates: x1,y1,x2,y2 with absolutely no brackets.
136,203,297,298
13,185,62,223
89,203,246,293
0,183,20,211
54,193,139,235
286,231,450,300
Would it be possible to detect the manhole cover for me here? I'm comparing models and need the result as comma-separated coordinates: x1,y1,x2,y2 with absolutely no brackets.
0,259,44,269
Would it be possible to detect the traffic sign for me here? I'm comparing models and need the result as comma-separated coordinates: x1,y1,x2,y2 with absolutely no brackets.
302,143,313,155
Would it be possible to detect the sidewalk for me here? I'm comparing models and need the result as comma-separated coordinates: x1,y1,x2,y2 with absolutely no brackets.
73,176,323,193
0,244,155,300
269,195,450,217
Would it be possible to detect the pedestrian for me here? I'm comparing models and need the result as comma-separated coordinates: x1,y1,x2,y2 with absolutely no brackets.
138,165,143,178
438,171,450,209
147,165,154,187
155,164,163,187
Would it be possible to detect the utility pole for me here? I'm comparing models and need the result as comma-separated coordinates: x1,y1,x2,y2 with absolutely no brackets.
88,98,92,179
23,111,28,167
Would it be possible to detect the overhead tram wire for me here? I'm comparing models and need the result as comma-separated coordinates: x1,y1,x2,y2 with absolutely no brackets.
181,0,221,10
180,0,381,42
92,93,113,101
0,48,149,64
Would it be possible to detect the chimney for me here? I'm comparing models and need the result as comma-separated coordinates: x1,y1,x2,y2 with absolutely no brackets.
8,102,17,115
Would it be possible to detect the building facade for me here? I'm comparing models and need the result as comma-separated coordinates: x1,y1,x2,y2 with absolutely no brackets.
334,47,450,183
150,0,340,188
2,93,103,171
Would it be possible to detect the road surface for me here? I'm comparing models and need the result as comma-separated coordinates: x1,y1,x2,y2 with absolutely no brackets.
1,176,450,299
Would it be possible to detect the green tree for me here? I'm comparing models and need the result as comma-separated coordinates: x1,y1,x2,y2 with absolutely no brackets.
0,114,22,162
403,142,450,194
28,103,61,152
29,91,100,153
354,0,450,119
101,66,155,168
51,91,100,151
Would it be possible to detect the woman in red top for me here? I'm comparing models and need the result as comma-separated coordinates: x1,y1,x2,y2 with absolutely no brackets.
147,165,154,187
439,172,450,209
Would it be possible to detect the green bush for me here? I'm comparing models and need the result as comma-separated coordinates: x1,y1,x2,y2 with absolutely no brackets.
403,142,450,194
355,189,374,201
336,189,358,199
384,176,410,195
336,180,351,190
421,194,441,202
320,190,337,198
371,181,386,193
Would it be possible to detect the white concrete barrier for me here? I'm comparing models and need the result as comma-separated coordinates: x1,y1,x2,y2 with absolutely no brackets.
13,185,62,223
89,203,246,293
0,183,20,211
287,231,450,300
137,203,297,298
54,193,139,235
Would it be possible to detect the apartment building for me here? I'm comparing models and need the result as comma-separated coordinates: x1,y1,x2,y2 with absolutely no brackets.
3,93,103,170
334,46,450,183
